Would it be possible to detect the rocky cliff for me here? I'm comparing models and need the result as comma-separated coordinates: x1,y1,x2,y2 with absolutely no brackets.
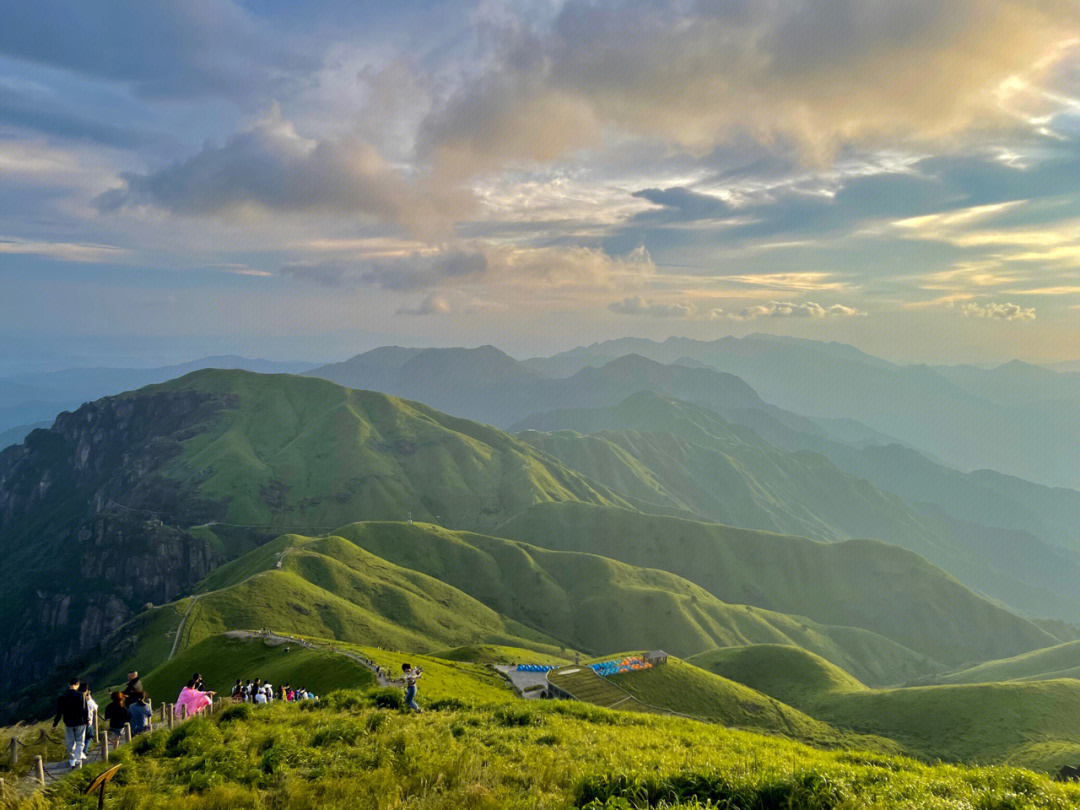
0,389,232,714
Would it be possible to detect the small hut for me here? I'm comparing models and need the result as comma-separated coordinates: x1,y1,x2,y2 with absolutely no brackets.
644,650,669,666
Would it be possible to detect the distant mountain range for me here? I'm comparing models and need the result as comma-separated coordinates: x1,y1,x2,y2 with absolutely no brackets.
4,338,1080,727
522,335,1080,489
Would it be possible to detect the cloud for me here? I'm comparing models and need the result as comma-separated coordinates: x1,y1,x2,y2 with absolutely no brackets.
280,249,489,291
398,293,453,316
737,301,865,319
0,0,315,104
420,0,1080,170
961,301,1036,320
95,108,452,235
608,296,695,318
0,237,126,263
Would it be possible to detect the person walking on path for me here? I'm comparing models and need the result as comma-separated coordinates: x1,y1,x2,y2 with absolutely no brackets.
124,670,146,706
103,692,129,743
402,664,423,713
129,695,152,734
79,682,98,760
52,678,89,768
174,679,214,717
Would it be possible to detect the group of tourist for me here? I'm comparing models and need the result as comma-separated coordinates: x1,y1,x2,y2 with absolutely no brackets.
51,658,418,768
230,678,317,703
52,671,151,769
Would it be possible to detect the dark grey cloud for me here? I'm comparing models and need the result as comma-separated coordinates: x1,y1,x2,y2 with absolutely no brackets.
94,113,444,233
280,250,488,291
0,0,315,104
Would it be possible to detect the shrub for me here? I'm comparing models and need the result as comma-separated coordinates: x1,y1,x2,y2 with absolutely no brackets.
218,703,253,724
369,688,404,710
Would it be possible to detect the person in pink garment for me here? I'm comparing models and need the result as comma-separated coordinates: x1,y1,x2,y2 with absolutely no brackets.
174,679,215,716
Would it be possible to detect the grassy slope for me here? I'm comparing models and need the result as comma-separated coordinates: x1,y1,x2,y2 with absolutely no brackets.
327,521,939,683
940,641,1080,684
15,693,1080,809
151,369,627,533
605,657,901,754
496,502,1056,668
689,644,866,706
691,645,1080,771
107,530,571,681
517,393,1080,623
140,634,376,702
105,520,935,690
517,391,940,548
428,644,570,666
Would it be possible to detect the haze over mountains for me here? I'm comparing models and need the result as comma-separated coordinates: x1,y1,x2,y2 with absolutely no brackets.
3,335,1080,764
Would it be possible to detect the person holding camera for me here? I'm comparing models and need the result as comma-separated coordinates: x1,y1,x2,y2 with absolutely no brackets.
402,663,423,713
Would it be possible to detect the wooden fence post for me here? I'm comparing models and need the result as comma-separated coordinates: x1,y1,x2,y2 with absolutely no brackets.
35,755,45,786
123,723,131,745
167,704,174,730
93,711,99,743
101,733,108,763
8,736,16,768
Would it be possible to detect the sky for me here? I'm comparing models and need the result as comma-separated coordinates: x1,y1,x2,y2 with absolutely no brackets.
2,0,1079,369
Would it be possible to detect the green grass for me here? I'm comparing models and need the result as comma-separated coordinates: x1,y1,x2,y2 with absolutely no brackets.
496,501,1055,670
9,689,1080,809
689,645,1080,771
940,640,1080,684
139,634,377,703
428,644,570,666
320,642,516,705
155,369,627,533
689,644,866,706
605,657,902,755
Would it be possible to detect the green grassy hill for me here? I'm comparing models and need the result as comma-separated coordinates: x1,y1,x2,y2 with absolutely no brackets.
100,519,944,691
156,369,627,533
139,634,377,702
604,657,902,755
496,502,1057,668
13,681,1080,809
690,645,1080,770
940,641,1080,684
518,391,939,546
322,521,944,684
517,393,1080,623
689,644,866,706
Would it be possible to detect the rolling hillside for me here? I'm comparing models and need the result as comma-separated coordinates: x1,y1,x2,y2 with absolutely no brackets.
645,648,1080,770
516,392,1080,622
0,369,623,709
104,521,935,688
939,641,1080,685
496,502,1057,667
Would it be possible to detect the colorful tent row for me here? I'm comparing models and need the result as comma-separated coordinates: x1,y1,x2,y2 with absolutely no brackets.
589,657,653,677
515,664,555,672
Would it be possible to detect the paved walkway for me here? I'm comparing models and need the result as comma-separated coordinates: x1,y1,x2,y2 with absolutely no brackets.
494,665,552,699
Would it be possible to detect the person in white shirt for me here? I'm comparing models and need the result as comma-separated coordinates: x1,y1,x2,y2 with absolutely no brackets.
78,682,97,761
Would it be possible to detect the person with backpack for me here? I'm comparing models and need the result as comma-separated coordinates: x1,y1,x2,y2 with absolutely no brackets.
232,679,244,702
52,678,89,768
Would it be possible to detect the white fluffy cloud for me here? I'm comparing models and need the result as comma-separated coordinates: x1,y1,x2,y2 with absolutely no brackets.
608,296,695,318
738,301,865,319
961,301,1036,320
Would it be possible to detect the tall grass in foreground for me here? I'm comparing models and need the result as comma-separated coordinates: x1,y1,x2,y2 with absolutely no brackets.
3,690,1080,810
